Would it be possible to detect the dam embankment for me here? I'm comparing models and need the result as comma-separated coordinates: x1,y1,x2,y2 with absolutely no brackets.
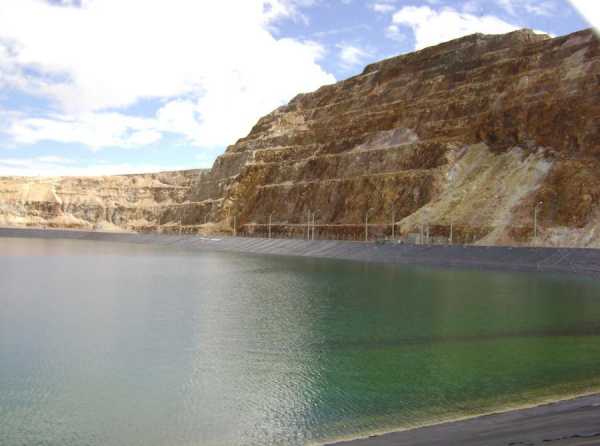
2,227,600,278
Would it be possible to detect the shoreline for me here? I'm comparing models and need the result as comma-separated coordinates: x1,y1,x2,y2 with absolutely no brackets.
1,227,600,279
325,391,600,445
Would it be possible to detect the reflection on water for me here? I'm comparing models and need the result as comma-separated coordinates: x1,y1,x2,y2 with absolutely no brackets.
2,237,600,445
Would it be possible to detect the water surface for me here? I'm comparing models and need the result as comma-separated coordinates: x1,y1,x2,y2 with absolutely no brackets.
2,237,600,445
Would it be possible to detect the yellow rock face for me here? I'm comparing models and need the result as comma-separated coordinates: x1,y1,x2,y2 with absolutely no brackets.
0,170,206,233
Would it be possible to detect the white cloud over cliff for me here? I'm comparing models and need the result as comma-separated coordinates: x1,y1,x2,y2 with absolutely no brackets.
0,0,335,150
391,6,520,50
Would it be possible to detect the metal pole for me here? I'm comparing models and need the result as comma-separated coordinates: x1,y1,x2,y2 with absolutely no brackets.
534,201,543,246
268,214,272,239
533,206,537,245
365,208,373,242
391,209,395,241
449,221,453,245
307,211,311,241
233,215,237,237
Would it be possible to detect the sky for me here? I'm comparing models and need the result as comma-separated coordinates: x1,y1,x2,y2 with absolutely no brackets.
0,0,597,177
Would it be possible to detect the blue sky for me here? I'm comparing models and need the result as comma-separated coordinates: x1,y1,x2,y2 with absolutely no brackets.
0,0,596,176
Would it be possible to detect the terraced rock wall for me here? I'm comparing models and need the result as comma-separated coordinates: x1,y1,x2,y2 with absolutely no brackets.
196,28,600,247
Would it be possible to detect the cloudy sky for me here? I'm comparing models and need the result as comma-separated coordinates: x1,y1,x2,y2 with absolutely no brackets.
0,0,597,176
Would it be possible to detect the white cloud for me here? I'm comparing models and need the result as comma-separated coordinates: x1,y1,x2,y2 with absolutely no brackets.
496,0,516,15
312,24,371,38
8,112,161,150
461,1,481,14
372,3,396,14
155,101,201,141
337,44,373,70
569,0,600,30
392,6,520,50
0,0,335,150
36,156,75,164
385,24,406,42
523,2,557,16
0,156,183,177
496,0,558,17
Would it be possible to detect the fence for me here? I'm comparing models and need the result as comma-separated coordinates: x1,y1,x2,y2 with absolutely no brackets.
236,222,503,245
1,214,543,247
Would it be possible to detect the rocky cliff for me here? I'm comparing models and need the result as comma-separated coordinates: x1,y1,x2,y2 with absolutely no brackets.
198,28,600,246
2,28,599,246
0,170,210,233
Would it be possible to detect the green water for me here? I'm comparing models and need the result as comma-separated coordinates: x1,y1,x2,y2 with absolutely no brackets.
1,237,600,445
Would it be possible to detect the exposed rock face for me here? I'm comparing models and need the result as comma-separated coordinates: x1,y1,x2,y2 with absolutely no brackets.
197,28,600,246
2,29,599,246
0,170,208,232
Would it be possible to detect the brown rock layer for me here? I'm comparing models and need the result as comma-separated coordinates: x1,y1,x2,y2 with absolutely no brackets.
199,28,600,246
